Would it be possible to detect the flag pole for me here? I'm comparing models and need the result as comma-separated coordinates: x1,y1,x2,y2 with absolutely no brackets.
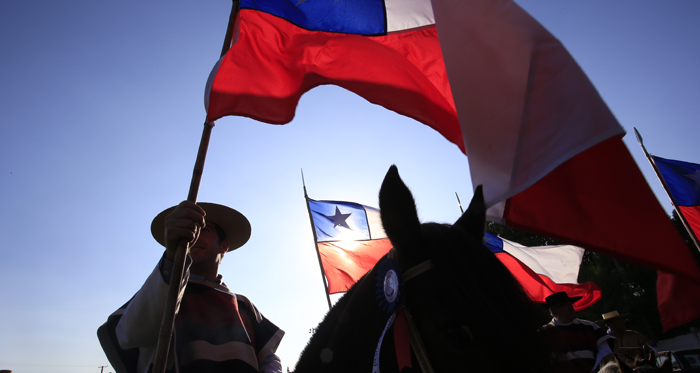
455,192,464,214
634,127,700,253
151,3,240,373
302,169,333,309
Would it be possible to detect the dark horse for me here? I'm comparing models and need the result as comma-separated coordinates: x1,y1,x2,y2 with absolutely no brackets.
295,165,551,372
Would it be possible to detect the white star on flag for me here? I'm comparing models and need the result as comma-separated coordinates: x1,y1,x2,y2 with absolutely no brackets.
323,206,352,229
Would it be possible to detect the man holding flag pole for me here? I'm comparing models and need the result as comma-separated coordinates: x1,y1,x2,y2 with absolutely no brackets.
98,201,285,373
98,2,289,372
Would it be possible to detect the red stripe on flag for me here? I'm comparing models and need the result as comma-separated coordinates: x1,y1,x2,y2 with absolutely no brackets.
207,10,463,152
678,205,700,242
657,271,700,331
495,252,600,311
317,239,393,294
505,136,700,283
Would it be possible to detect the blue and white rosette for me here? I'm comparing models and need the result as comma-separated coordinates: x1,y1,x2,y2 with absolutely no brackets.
375,258,405,313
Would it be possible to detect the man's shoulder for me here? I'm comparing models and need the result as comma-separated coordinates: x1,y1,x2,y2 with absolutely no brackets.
575,318,602,329
235,293,255,310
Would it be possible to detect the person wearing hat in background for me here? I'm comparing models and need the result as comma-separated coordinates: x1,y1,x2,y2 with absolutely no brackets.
538,292,614,373
98,201,285,373
599,310,656,360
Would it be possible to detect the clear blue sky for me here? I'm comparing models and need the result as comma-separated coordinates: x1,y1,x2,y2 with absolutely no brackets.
1,1,699,372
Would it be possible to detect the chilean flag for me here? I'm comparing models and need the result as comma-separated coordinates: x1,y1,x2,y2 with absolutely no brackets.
484,232,601,311
307,199,392,294
205,0,461,151
205,0,700,288
650,156,700,330
652,156,700,241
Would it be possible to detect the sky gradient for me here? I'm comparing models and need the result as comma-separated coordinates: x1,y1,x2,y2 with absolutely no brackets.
1,1,699,372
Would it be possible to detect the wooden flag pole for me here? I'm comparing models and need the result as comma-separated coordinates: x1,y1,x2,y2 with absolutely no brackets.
151,122,214,373
151,2,239,373
301,169,333,309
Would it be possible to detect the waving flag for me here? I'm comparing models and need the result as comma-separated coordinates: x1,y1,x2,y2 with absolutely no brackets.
206,0,700,286
652,156,700,243
645,155,700,330
307,199,392,294
484,232,601,311
430,0,700,284
656,271,700,331
205,0,462,151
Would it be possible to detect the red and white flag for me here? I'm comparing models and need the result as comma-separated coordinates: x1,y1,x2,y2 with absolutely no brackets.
431,0,700,284
485,232,601,310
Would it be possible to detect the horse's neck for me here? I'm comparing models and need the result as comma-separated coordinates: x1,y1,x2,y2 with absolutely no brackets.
295,273,399,373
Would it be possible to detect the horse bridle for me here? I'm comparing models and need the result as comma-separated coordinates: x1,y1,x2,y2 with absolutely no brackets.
381,248,436,373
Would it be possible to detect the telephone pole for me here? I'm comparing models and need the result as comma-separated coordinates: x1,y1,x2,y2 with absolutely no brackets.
98,366,108,373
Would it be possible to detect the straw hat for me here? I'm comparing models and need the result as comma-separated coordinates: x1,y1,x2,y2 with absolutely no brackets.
544,292,583,308
597,310,629,323
151,202,251,252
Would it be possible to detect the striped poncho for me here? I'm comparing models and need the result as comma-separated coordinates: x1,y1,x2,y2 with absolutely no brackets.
98,259,284,373
538,318,613,373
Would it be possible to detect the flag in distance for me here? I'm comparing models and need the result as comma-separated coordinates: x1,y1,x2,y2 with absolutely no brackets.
307,199,392,294
205,0,700,288
484,232,601,311
649,155,700,331
652,156,700,242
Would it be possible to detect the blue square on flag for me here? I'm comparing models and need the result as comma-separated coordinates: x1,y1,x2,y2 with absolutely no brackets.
653,156,700,206
484,232,504,253
308,199,373,241
241,0,387,35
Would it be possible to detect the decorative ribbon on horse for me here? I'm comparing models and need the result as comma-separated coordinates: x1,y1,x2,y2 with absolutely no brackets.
394,309,412,371
372,309,412,373
372,311,397,373
374,257,408,372
373,252,435,372
376,258,405,313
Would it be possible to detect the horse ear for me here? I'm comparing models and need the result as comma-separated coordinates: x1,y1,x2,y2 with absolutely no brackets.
379,165,421,253
454,185,486,239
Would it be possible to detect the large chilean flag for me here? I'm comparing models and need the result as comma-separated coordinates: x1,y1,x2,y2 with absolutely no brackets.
205,0,462,151
204,0,700,327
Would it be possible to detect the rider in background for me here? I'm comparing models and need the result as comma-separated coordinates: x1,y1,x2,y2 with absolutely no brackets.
538,292,614,373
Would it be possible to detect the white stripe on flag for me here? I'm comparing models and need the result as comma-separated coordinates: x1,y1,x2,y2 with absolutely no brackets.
500,238,585,284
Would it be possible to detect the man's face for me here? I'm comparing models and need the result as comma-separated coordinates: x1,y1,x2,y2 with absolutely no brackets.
190,221,229,265
549,301,576,323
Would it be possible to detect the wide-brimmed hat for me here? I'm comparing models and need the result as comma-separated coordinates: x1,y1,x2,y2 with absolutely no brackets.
596,310,629,323
545,292,583,308
151,202,251,252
